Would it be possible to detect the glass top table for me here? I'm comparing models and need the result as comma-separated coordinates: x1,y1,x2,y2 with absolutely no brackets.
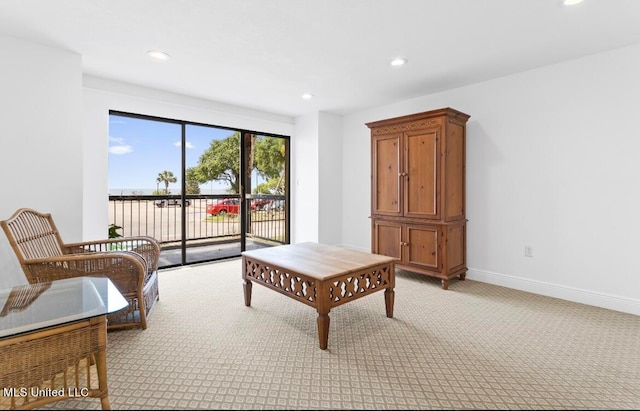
0,276,128,410
0,276,128,338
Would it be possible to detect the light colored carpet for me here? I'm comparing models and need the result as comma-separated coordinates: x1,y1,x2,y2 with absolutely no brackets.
44,258,640,410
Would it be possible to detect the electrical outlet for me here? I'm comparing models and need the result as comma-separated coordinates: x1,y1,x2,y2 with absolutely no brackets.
524,246,533,257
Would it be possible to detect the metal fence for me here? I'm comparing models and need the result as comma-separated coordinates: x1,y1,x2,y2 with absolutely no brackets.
108,194,287,248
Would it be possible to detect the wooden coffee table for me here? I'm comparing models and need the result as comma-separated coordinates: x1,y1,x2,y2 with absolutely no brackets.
241,242,396,350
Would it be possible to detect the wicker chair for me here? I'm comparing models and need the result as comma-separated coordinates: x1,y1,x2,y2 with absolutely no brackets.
0,208,160,330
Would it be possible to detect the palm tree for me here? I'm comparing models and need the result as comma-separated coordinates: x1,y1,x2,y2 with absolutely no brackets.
156,170,177,195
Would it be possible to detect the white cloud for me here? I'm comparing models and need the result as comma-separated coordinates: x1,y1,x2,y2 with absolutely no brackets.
174,141,194,149
109,145,133,155
109,136,133,155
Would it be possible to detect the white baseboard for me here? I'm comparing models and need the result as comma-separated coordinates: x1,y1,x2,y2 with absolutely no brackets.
339,242,640,317
467,268,640,316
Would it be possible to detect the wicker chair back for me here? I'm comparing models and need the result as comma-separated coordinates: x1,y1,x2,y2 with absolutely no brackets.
1,208,160,330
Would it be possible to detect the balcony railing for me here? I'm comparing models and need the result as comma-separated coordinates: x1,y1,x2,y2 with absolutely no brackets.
108,194,287,253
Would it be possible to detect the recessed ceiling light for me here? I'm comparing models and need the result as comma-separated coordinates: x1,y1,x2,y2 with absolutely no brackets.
563,0,584,5
301,93,313,100
147,50,170,61
390,58,408,67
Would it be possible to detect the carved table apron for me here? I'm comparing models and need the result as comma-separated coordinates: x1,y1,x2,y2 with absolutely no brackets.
241,242,395,350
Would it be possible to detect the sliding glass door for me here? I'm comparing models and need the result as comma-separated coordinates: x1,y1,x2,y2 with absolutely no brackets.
184,125,243,264
241,133,289,251
108,111,289,268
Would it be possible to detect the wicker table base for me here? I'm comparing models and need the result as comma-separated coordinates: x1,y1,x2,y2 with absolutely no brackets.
1,277,127,410
242,242,396,350
0,316,110,410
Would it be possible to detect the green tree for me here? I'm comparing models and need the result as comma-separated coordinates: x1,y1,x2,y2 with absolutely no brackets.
254,137,286,194
185,167,201,194
156,170,177,195
254,177,284,194
193,132,241,193
192,133,286,195
255,137,285,180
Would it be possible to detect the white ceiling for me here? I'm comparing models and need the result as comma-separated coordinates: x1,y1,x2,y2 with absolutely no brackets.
1,0,640,117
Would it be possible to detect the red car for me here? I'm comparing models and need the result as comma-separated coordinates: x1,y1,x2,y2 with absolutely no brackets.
250,198,270,211
206,198,259,215
206,198,239,215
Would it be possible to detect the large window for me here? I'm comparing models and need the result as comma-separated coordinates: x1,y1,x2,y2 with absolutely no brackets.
108,111,290,268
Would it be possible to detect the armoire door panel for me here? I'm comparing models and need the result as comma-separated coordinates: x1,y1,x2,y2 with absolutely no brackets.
373,134,402,216
404,129,438,219
373,220,402,260
406,225,439,269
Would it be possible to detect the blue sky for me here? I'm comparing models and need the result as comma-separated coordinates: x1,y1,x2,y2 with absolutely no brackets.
108,114,236,195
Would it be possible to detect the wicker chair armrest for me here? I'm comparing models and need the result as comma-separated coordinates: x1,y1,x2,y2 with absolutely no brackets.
64,236,160,273
22,252,146,297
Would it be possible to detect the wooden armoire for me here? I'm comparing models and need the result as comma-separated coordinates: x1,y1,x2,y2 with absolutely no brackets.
367,108,470,290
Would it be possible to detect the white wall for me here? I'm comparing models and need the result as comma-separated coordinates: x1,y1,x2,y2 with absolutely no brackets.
291,113,319,243
291,112,343,245
0,35,83,288
290,111,343,245
341,43,640,315
318,112,343,245
82,76,295,240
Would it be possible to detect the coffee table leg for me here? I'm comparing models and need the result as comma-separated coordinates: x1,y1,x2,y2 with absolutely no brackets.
384,288,395,318
317,312,330,350
243,280,252,306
